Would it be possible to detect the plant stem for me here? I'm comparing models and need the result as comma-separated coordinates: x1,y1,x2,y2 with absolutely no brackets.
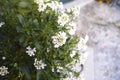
36,70,41,80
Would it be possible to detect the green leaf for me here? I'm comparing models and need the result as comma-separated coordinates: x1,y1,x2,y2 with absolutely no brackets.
16,26,22,32
19,37,24,43
20,65,31,80
19,1,29,8
17,14,24,26
35,42,41,50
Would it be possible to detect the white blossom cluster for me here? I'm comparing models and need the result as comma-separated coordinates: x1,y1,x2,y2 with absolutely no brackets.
66,6,80,19
77,35,89,51
79,51,88,64
61,35,89,80
47,1,63,13
66,22,77,35
26,46,36,56
0,22,5,28
56,66,63,73
0,66,9,76
34,0,47,12
70,50,77,58
0,0,88,79
62,72,85,80
73,35,89,64
70,35,89,58
52,31,67,48
50,2,80,49
34,58,47,70
34,0,81,49
78,35,89,64
57,13,69,26
34,0,64,12
33,1,87,80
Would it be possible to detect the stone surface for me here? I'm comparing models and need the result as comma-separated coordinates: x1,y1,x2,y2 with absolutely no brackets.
78,1,120,80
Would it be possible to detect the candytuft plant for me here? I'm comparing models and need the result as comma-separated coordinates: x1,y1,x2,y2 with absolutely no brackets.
0,0,88,80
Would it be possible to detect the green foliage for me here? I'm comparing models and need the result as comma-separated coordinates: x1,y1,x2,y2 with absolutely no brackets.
0,0,83,80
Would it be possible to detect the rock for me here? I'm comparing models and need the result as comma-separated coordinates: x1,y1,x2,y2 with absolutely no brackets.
78,1,120,80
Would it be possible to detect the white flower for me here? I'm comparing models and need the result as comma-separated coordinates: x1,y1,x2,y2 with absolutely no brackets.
52,67,55,72
62,74,84,80
67,6,80,19
70,50,76,58
66,22,77,35
56,66,63,72
77,35,89,51
57,13,69,26
52,31,67,48
47,1,63,12
80,52,88,64
34,58,47,70
2,56,6,60
34,0,50,4
0,66,9,76
66,8,71,13
47,48,50,53
76,35,89,64
34,0,47,12
61,71,84,80
26,46,36,56
0,22,5,28
38,3,47,12
34,0,44,4
44,0,50,2
72,6,80,17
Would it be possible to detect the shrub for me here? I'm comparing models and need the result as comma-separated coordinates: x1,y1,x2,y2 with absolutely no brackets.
0,0,88,80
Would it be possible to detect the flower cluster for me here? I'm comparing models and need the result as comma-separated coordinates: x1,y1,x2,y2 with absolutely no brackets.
67,6,80,19
57,13,69,26
34,0,46,12
0,0,88,80
62,72,85,80
34,0,64,12
56,66,63,73
47,1,63,12
52,31,67,48
77,35,89,51
34,58,47,70
0,66,9,76
66,22,77,35
70,35,89,64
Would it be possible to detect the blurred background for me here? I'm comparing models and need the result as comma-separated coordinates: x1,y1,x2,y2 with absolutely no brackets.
61,0,73,3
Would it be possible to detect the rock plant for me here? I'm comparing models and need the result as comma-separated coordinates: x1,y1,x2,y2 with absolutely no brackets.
0,0,88,80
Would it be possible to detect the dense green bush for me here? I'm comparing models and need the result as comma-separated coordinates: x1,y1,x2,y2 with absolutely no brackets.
0,0,88,80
